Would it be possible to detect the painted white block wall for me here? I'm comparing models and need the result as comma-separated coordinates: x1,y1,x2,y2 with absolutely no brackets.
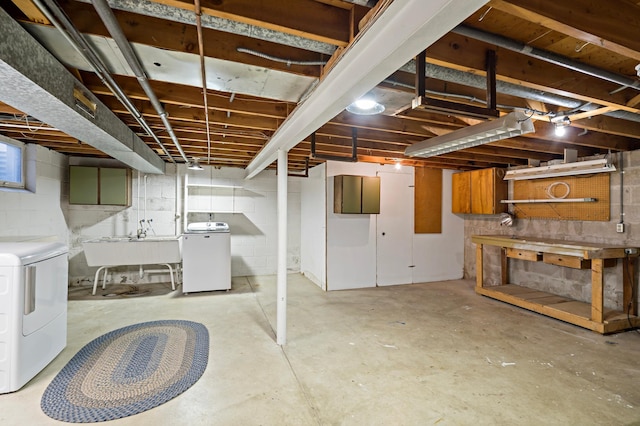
67,164,302,284
185,166,301,277
0,144,68,243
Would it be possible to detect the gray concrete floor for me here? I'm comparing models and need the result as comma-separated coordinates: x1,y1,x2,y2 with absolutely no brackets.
2,274,640,425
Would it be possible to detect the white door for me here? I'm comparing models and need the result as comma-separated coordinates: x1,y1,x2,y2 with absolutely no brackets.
376,171,413,286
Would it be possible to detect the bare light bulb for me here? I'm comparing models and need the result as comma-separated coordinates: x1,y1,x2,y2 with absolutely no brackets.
354,98,377,110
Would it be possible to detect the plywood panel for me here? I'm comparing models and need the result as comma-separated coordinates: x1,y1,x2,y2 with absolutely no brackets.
512,173,610,221
415,168,442,233
451,171,470,213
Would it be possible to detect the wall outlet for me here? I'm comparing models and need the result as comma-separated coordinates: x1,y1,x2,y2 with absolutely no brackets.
616,223,625,233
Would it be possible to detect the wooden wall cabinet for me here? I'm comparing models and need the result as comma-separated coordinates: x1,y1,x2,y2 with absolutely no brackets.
334,175,380,214
451,167,506,214
69,166,131,206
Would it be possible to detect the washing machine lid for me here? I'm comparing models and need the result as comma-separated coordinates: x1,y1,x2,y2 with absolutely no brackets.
0,242,68,266
186,222,229,233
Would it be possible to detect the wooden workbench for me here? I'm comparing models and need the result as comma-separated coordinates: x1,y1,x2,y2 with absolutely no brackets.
472,235,640,334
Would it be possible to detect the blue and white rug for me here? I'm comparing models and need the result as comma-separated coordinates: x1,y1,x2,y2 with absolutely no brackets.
41,320,209,423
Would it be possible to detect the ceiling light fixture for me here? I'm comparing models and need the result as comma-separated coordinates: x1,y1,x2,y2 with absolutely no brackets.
404,111,534,158
346,95,385,115
504,158,616,181
187,158,203,170
553,116,571,137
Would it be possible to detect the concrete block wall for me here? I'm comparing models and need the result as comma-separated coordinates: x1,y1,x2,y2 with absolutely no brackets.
0,144,68,242
186,166,301,277
463,150,640,310
68,164,302,285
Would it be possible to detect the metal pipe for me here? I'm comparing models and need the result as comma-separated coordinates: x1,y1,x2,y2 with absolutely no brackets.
619,151,625,225
34,0,176,162
236,47,328,66
91,0,190,163
194,0,211,165
452,25,640,91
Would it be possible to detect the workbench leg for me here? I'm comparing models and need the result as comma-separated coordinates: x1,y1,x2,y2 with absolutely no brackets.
591,259,604,323
501,248,508,285
476,244,484,289
623,257,637,316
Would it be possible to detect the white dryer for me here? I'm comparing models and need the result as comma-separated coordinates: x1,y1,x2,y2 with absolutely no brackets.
0,242,68,393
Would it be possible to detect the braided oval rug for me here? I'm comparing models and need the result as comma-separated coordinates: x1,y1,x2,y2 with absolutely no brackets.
41,320,209,423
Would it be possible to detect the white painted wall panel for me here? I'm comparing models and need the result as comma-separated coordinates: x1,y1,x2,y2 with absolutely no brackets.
300,164,326,289
412,169,465,282
326,162,379,290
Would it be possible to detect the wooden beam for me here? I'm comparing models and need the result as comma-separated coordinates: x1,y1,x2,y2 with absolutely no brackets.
567,106,617,121
489,0,640,61
150,0,350,47
10,0,49,24
426,33,640,115
58,4,326,78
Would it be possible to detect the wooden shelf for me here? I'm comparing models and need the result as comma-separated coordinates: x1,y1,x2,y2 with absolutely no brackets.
186,183,242,189
187,210,240,214
477,284,640,334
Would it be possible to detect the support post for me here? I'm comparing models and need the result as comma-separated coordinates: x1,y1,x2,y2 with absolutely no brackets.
591,259,604,323
476,243,484,289
276,149,288,345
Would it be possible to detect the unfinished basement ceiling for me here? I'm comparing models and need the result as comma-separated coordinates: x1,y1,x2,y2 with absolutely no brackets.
1,0,640,173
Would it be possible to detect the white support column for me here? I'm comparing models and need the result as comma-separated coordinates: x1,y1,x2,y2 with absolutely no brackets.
276,148,288,345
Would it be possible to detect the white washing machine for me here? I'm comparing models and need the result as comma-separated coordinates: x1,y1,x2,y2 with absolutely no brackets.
182,222,231,293
0,241,68,393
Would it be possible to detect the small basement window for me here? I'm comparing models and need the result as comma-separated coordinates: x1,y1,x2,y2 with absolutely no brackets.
0,137,25,189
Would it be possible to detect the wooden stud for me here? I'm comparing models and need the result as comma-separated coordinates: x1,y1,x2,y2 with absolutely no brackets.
476,244,484,289
501,247,508,285
623,257,637,316
591,259,604,323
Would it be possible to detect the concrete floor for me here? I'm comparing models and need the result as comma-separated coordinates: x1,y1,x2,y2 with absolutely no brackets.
2,274,640,425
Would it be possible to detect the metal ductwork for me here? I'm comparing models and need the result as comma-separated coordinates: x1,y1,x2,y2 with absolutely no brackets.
0,7,165,174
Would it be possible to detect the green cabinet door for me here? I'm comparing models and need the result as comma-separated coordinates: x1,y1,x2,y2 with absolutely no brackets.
361,176,380,214
100,168,129,205
334,175,380,214
69,166,130,205
69,166,99,205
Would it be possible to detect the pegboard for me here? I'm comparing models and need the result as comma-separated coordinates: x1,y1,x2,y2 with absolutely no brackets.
511,173,610,221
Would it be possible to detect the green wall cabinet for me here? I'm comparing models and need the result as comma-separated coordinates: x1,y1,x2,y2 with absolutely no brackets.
334,175,380,214
69,166,131,206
